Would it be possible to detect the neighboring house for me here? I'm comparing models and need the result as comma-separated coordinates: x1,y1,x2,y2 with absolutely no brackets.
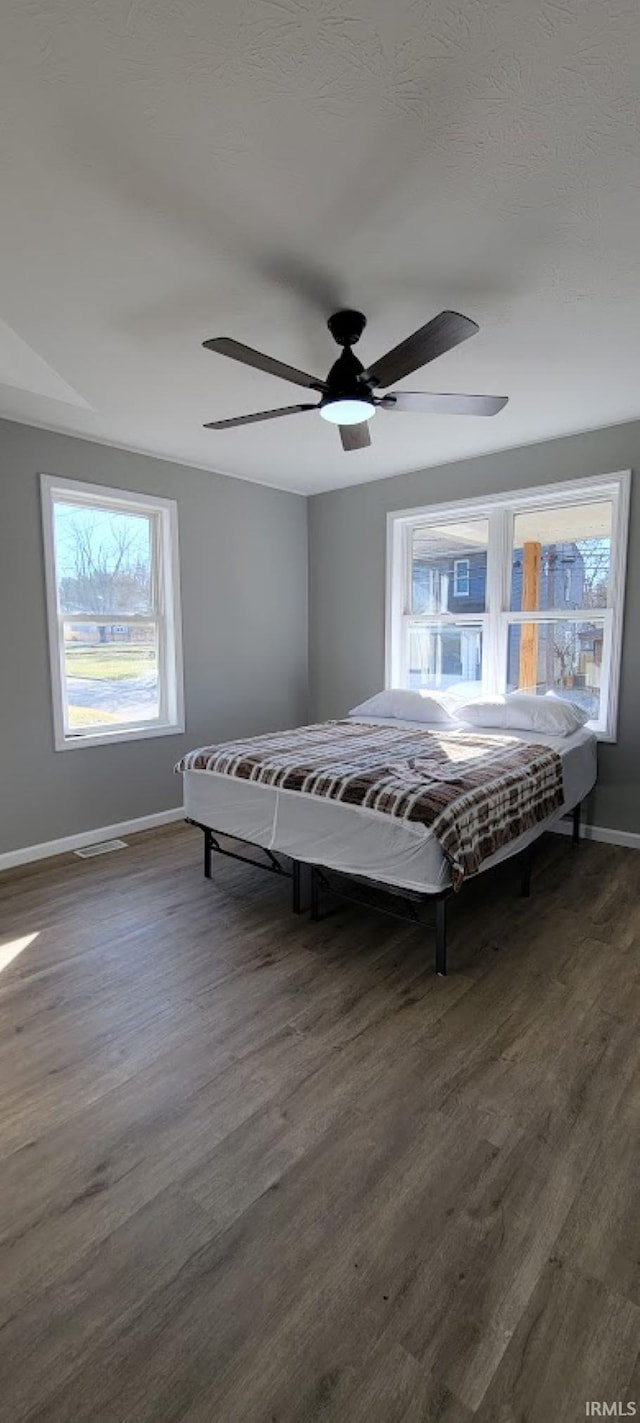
508,541,603,700
410,548,487,689
411,540,604,705
412,551,487,617
510,541,586,612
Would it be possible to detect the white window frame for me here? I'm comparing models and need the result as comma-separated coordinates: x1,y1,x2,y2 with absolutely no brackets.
453,557,470,597
386,471,631,742
41,474,185,750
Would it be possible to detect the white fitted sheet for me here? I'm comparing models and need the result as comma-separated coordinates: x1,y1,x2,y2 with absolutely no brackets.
183,720,597,893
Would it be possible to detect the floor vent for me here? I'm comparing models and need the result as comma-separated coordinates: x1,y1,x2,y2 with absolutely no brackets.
74,839,128,858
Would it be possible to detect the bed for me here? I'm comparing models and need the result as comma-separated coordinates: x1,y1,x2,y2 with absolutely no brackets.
176,716,597,975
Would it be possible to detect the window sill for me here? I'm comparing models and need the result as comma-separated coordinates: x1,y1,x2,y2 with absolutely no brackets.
55,721,185,752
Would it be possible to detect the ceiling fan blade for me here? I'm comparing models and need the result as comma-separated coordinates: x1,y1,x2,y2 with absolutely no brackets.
204,403,317,430
380,391,508,416
203,337,325,391
365,311,479,389
339,421,371,451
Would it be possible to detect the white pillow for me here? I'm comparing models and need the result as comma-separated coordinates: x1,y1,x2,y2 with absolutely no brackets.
348,688,456,725
453,692,589,735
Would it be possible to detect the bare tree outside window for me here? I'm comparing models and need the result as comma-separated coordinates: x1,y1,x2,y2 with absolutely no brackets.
576,536,609,609
56,507,152,620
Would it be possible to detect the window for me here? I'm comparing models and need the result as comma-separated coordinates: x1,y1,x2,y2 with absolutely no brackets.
386,471,630,739
41,475,184,749
453,558,470,597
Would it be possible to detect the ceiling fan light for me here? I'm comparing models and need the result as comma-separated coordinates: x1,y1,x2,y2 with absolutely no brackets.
319,397,376,425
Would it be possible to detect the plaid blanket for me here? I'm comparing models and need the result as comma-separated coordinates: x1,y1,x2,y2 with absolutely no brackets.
176,720,564,889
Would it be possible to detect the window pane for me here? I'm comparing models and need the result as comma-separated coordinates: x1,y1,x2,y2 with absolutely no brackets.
510,501,612,613
408,621,483,697
453,559,470,596
411,520,489,614
506,620,603,721
53,501,154,615
63,623,159,730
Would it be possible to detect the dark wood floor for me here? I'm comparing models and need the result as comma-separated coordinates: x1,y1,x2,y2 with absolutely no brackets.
0,824,639,1422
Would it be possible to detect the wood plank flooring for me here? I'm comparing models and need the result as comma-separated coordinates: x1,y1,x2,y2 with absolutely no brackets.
0,823,639,1421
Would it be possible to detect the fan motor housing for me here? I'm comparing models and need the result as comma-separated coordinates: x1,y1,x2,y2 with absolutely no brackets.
327,310,367,347
324,346,371,401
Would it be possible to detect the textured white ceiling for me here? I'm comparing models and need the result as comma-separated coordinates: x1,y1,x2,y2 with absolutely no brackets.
1,0,640,494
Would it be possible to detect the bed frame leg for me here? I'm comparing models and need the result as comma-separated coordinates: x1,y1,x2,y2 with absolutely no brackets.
293,862,312,914
292,860,302,914
520,843,534,898
203,828,212,880
572,801,581,846
310,866,321,922
435,897,447,976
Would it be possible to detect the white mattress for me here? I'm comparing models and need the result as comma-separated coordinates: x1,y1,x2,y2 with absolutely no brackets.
182,720,597,894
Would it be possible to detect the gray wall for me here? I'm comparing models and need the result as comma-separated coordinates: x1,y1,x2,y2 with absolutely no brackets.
309,421,640,834
0,418,308,854
3,413,639,853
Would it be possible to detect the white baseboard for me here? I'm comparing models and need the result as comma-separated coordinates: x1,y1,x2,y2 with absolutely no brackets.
551,820,640,850
1,806,637,874
0,807,185,873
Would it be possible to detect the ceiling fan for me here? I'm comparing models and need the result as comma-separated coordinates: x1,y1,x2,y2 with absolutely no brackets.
202,309,508,452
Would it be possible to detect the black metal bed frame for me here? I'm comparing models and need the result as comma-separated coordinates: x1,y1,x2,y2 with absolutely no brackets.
188,821,307,915
187,802,582,977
